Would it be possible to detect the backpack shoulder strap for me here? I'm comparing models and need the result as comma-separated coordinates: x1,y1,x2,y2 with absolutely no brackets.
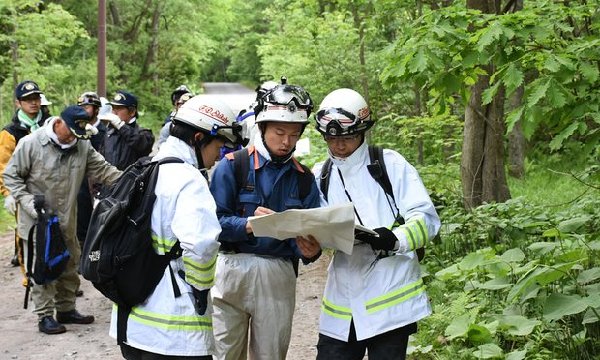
156,156,184,166
231,148,253,192
319,158,333,202
296,163,313,201
367,145,394,201
367,145,405,225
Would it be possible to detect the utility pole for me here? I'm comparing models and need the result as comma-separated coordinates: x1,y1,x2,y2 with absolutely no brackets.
98,0,107,97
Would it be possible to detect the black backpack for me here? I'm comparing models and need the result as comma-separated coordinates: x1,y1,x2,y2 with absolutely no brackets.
320,145,425,261
80,156,183,343
24,195,70,309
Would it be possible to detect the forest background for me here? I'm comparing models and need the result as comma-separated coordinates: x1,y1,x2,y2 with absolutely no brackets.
0,0,599,359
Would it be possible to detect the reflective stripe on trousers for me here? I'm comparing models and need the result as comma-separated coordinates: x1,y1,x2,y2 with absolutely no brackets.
322,278,426,317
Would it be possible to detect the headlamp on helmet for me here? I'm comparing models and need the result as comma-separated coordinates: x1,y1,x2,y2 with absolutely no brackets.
315,88,374,137
77,91,102,107
254,80,314,124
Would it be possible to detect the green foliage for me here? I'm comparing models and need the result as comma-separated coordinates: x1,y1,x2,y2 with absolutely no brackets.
383,1,600,155
371,114,462,165
0,196,15,235
412,179,600,358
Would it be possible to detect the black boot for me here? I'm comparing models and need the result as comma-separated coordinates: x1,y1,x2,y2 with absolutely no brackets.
10,253,19,267
38,316,67,334
56,310,95,324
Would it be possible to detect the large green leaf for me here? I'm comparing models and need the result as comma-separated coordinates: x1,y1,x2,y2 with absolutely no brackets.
479,277,512,290
476,21,504,52
580,61,599,83
502,63,524,95
499,248,525,263
543,293,588,321
506,349,527,360
582,307,600,324
482,81,501,105
527,241,557,254
445,313,471,340
577,267,600,285
435,263,460,280
527,78,550,108
557,216,591,233
497,315,541,336
472,343,504,359
508,262,577,303
459,252,487,271
467,323,493,345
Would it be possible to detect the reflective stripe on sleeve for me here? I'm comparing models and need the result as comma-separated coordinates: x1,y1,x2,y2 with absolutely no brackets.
365,278,426,314
321,297,352,320
120,305,212,331
183,254,217,288
400,217,428,251
152,234,178,254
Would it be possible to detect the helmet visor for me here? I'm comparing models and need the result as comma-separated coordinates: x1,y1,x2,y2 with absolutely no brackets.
264,85,312,109
316,107,371,136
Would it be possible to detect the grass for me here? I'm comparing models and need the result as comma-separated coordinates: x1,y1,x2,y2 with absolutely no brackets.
0,197,16,234
508,151,596,208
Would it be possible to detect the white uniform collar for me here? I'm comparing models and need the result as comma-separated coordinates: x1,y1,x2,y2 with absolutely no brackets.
328,141,369,171
153,136,198,167
254,136,271,161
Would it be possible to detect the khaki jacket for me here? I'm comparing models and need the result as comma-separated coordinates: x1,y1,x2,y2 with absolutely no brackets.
3,125,121,243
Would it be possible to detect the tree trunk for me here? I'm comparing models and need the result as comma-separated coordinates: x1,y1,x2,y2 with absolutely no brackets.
461,74,486,209
462,0,511,209
507,0,525,179
108,1,121,26
461,64,510,209
508,86,525,178
141,0,161,94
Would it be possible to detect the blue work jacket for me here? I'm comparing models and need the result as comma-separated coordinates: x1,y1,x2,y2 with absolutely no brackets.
209,145,320,259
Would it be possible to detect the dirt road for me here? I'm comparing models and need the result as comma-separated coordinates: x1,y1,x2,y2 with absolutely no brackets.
0,233,329,359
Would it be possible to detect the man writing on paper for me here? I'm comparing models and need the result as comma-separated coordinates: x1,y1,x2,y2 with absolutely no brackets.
313,88,441,360
209,79,321,360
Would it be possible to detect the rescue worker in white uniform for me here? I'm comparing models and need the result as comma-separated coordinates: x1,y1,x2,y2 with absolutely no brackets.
110,96,245,359
313,89,441,360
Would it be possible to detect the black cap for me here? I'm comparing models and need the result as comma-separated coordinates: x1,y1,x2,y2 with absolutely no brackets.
60,105,91,138
15,80,42,100
109,90,138,108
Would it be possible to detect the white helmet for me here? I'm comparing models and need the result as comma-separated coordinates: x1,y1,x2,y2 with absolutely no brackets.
315,88,374,136
255,80,278,100
172,95,244,148
40,93,52,106
255,83,313,124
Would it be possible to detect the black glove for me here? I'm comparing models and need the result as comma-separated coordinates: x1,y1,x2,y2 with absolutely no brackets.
192,288,210,315
356,227,397,251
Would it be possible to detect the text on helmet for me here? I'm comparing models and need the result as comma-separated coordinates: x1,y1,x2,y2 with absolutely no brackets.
198,105,229,125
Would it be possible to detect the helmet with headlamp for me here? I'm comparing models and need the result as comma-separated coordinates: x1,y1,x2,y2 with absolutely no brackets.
315,88,373,137
254,78,313,125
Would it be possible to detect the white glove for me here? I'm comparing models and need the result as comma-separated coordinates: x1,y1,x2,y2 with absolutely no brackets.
98,113,125,130
4,195,16,216
85,123,99,136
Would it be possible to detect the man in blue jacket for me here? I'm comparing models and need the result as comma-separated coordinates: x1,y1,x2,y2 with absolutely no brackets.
209,81,321,360
102,90,154,170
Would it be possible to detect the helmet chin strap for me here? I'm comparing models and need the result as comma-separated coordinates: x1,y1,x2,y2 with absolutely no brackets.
193,135,209,175
262,138,295,164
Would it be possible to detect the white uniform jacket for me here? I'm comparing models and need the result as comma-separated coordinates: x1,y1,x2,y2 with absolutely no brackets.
110,136,221,356
314,142,441,341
